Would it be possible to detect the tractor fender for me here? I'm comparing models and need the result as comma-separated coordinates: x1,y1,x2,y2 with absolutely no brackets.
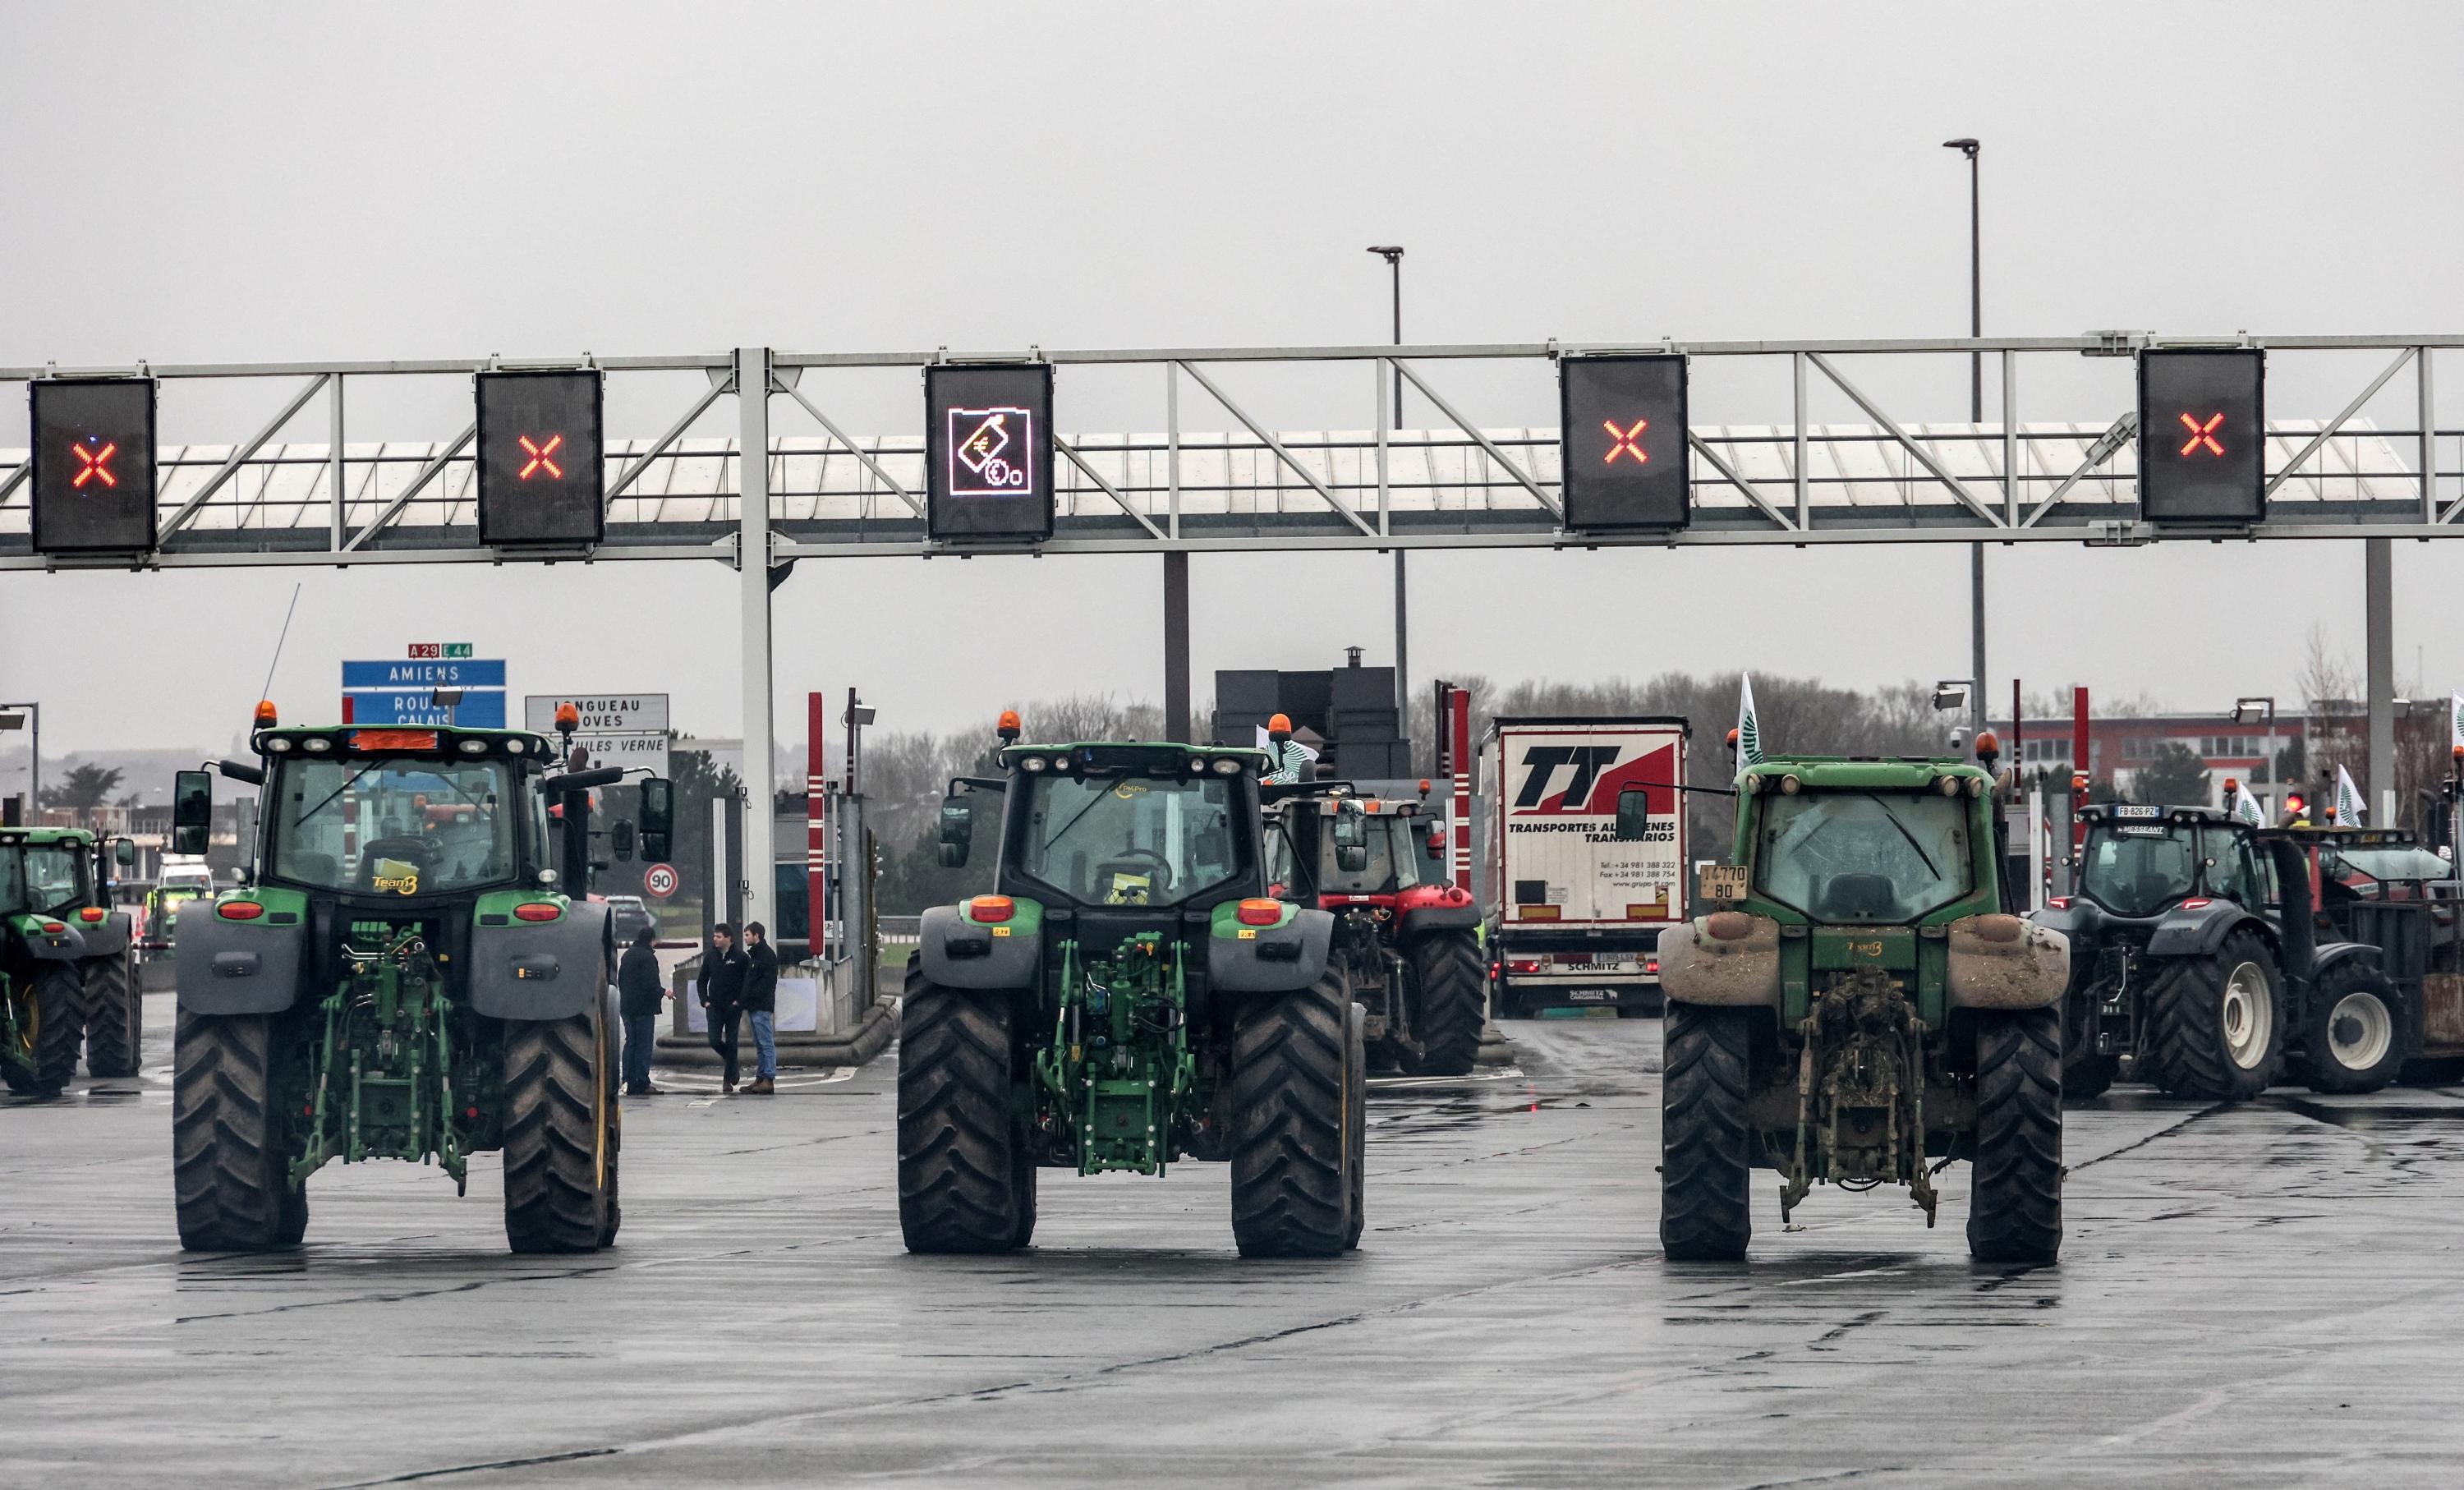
2144,901,2273,960
2310,940,2384,980
1398,903,1483,939
67,911,134,959
1944,913,2071,1010
918,904,1041,991
470,899,611,1021
172,899,306,1015
1657,912,1782,1009
1208,906,1333,993
17,917,87,962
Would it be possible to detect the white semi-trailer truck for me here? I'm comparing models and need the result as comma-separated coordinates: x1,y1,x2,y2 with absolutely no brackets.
1478,715,1691,1016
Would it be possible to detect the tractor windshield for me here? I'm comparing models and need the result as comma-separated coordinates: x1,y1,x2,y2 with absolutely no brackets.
25,844,89,914
1754,789,1972,924
1017,773,1242,907
2078,821,2200,917
269,755,522,896
1320,816,1421,895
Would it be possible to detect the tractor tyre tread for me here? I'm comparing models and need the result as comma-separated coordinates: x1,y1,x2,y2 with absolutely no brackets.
172,1010,296,1251
31,964,82,1095
2303,960,2406,1096
83,953,142,1078
1660,1000,1753,1262
898,968,1030,1254
1230,980,1351,1258
2142,931,2278,1102
502,1004,613,1254
1967,1007,2065,1265
1400,929,1485,1077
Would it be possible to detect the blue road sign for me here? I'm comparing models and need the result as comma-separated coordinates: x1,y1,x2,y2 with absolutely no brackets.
342,659,507,689
342,690,509,728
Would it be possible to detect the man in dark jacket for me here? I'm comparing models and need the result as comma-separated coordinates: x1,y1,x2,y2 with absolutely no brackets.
696,922,747,1094
739,921,779,1095
617,925,667,1097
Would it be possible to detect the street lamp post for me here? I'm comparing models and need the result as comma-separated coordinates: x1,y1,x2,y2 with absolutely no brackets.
1942,138,1986,738
1368,246,1409,738
2233,697,2278,819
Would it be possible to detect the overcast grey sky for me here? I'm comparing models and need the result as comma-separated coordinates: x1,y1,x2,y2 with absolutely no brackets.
7,2,2464,775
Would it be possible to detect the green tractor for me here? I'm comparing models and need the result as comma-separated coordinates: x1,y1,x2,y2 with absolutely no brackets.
1,827,141,1097
166,710,673,1252
1650,745,2071,1264
903,720,1364,1258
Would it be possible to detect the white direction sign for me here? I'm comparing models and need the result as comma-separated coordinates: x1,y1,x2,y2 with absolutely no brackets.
524,693,669,734
525,693,671,778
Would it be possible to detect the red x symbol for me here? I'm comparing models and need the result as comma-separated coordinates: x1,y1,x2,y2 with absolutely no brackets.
2177,412,2225,458
517,433,564,481
71,440,118,489
1602,417,1649,465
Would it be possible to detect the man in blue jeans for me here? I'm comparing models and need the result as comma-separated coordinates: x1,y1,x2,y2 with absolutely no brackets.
739,920,779,1094
616,925,667,1096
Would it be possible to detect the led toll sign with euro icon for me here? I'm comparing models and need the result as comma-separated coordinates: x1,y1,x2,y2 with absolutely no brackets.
2138,347,2266,525
30,377,158,554
474,368,605,546
1559,354,1690,532
926,362,1055,542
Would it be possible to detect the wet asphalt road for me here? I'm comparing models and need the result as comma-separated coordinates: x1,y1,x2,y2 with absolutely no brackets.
7,996,2464,1488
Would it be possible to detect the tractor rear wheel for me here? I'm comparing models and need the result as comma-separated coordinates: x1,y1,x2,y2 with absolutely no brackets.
1966,1007,2064,1265
2300,961,2405,1095
502,991,617,1254
1343,1000,1367,1250
898,968,1033,1253
173,1010,299,1250
1230,980,1352,1258
1399,929,1484,1077
28,964,83,1097
1661,1000,1753,1261
83,952,143,1078
2142,931,2280,1101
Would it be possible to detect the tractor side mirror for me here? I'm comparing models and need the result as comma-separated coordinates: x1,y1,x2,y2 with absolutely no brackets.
1331,808,1368,873
113,838,136,867
637,778,673,862
939,798,973,868
171,771,213,857
1335,844,1368,873
1616,789,1653,842
609,821,637,860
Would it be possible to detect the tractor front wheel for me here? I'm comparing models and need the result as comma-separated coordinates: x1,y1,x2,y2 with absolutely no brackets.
2300,962,2406,1095
1230,981,1354,1258
1660,1000,1753,1262
173,1010,300,1250
502,989,618,1254
898,968,1034,1254
1399,929,1484,1077
2143,931,2281,1101
1966,1007,2064,1265
83,952,143,1078
22,964,84,1097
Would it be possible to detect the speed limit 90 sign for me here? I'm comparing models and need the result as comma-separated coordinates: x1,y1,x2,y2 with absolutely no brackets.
643,863,678,899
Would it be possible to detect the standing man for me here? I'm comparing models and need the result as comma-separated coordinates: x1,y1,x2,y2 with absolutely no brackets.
697,922,747,1095
740,921,779,1095
618,925,667,1097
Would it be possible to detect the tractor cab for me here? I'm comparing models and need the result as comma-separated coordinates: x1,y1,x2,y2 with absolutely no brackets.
2067,805,2274,924
1264,787,1427,904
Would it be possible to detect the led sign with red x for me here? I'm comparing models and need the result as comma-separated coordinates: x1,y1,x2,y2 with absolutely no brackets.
517,434,564,481
71,439,119,489
1602,417,1650,465
2177,412,2225,458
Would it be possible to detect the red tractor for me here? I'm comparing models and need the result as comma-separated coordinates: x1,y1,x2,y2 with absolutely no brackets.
1265,782,1486,1075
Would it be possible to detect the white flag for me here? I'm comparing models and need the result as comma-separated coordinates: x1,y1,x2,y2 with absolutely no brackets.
2450,692,2463,755
2334,764,2366,826
2231,785,2268,828
1735,674,1766,769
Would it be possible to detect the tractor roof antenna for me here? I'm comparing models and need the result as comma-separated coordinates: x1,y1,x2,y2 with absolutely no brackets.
255,582,302,715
